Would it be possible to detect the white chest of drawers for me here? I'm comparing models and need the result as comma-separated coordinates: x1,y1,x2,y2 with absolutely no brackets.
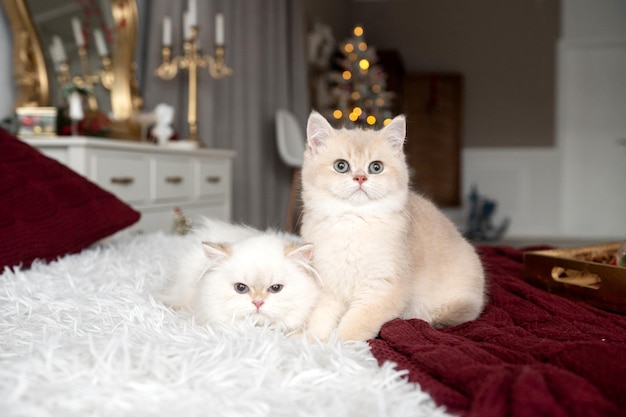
22,136,236,234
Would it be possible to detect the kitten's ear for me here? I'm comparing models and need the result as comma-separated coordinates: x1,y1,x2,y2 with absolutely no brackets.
306,111,334,153
285,242,321,284
201,242,231,262
382,115,406,152
285,242,314,265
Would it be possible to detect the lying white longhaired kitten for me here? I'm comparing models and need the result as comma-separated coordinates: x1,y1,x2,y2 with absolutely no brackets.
300,111,486,341
160,218,320,334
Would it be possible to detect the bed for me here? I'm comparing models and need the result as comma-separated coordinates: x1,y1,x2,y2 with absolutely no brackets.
371,245,626,417
2,129,625,416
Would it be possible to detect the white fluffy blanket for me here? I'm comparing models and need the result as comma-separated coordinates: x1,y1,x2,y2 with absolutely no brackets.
0,232,452,417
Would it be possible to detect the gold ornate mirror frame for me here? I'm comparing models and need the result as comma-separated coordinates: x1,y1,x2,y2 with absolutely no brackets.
2,0,142,138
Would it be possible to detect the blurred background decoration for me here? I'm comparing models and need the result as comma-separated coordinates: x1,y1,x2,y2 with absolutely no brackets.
311,25,393,129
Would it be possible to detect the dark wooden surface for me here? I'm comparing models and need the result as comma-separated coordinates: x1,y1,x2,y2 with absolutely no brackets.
401,73,462,207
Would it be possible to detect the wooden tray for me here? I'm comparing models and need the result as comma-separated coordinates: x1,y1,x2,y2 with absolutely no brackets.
523,243,626,313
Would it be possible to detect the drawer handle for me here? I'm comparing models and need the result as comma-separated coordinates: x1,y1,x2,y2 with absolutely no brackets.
165,176,183,184
206,176,221,184
110,176,134,185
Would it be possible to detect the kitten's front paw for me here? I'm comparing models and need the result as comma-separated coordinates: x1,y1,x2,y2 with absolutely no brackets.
286,328,305,340
337,328,376,342
304,323,334,343
337,321,380,342
305,328,329,343
305,297,343,343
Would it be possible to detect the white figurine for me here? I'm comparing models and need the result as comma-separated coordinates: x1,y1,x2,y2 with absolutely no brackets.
151,103,175,145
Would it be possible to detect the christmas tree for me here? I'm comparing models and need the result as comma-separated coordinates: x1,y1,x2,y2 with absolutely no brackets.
323,26,394,129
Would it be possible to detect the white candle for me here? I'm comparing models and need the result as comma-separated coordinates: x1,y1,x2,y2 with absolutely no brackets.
93,29,108,56
188,0,197,27
183,11,191,40
53,35,66,62
69,92,84,121
71,17,85,47
215,13,224,45
49,44,59,65
162,17,172,45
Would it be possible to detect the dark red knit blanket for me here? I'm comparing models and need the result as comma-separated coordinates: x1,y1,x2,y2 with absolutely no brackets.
369,246,626,417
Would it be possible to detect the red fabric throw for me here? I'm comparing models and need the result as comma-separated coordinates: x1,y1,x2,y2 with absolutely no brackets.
0,129,140,269
369,246,626,417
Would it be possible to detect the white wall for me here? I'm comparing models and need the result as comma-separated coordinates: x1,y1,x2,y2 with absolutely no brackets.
557,0,626,239
562,0,626,40
453,0,626,241
458,148,561,238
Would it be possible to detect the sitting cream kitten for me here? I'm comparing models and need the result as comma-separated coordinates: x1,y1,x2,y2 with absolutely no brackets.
160,218,320,334
300,112,486,342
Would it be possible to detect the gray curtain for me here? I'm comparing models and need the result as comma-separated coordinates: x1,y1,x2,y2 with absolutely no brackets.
141,0,309,229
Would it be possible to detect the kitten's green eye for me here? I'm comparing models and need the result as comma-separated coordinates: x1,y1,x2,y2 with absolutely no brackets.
333,159,350,173
268,284,283,294
234,283,249,294
369,161,384,174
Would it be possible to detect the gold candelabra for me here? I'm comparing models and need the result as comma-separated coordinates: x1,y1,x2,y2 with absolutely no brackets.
55,48,114,111
155,26,233,142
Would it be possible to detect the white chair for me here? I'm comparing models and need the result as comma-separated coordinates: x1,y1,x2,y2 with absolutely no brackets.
275,109,306,232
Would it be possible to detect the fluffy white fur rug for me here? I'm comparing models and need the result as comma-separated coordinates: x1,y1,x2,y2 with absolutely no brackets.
0,232,453,417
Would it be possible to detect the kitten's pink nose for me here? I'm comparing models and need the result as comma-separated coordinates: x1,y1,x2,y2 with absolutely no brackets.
252,300,264,310
354,174,367,185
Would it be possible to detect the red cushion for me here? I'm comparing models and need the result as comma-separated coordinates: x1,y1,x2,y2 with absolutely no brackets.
0,128,140,269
